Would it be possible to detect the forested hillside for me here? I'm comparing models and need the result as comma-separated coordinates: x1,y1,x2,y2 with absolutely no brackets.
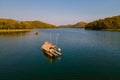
0,18,56,29
59,22,87,28
85,15,120,30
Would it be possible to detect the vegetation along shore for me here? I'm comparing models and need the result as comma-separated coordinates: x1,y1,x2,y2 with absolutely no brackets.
85,15,120,31
0,15,120,32
0,18,57,30
0,29,31,32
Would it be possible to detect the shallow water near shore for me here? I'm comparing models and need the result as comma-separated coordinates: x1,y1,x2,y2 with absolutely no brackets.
0,28,120,80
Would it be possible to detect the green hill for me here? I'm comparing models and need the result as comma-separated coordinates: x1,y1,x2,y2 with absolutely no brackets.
72,22,87,28
85,15,120,30
24,20,56,29
0,18,56,29
59,22,87,28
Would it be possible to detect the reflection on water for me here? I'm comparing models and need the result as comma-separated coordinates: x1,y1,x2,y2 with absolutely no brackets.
0,29,120,80
43,52,61,63
0,32,30,37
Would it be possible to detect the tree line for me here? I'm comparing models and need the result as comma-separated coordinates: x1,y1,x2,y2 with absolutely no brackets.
85,15,120,30
59,22,87,28
0,18,56,29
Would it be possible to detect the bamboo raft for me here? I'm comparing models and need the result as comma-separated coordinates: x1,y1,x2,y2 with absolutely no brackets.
41,41,62,57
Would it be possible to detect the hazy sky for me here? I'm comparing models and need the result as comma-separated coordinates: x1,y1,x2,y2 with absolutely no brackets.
0,0,120,25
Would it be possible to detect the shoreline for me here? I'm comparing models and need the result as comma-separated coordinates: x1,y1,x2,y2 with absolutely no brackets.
0,29,31,32
102,29,120,32
85,29,120,32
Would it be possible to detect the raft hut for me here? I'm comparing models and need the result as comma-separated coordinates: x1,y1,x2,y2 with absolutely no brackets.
41,41,62,57
34,31,38,35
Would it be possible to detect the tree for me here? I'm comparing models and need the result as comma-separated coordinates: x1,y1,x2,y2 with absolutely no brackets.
0,18,56,29
85,15,120,30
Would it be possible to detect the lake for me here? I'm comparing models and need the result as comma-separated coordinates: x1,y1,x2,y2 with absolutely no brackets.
0,28,120,80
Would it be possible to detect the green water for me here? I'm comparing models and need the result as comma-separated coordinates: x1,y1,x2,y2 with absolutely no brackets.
0,28,120,80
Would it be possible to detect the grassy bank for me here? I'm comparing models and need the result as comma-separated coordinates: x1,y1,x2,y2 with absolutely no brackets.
0,29,31,32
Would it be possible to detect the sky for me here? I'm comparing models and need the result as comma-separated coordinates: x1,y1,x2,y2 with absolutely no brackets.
0,0,120,25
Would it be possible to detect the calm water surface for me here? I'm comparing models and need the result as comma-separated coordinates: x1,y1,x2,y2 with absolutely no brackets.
0,28,120,80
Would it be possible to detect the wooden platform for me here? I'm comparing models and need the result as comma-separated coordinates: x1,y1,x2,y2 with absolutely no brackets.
41,41,62,57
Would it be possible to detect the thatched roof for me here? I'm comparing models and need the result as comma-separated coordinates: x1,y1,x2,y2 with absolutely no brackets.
41,41,56,51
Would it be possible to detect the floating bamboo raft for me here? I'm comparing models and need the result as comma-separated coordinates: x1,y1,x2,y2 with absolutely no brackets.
41,41,62,57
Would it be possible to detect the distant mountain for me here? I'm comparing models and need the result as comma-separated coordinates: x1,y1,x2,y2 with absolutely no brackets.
59,22,87,28
85,15,120,30
72,22,87,28
0,18,56,29
24,20,56,29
